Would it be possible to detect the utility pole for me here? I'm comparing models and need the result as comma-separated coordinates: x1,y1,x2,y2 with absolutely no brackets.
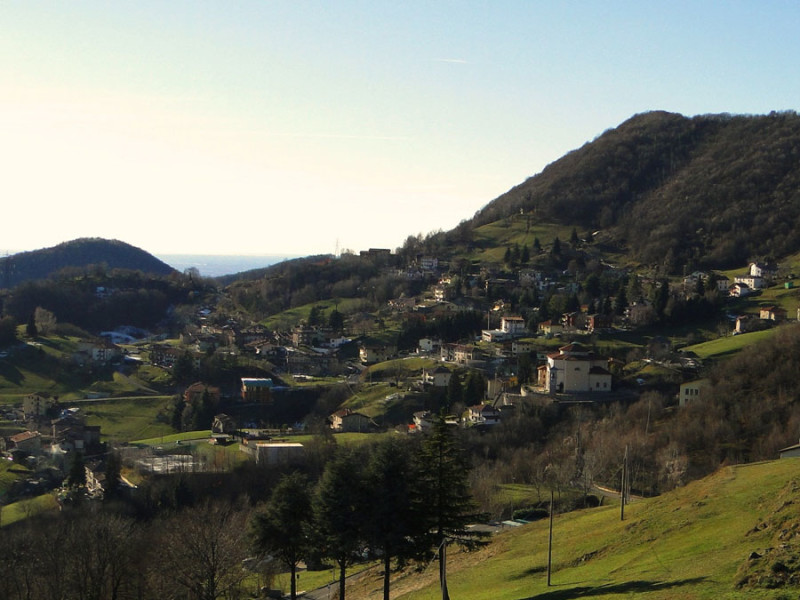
547,489,554,586
620,445,628,521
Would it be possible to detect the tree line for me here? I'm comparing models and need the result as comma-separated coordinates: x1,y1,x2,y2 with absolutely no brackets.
0,415,484,600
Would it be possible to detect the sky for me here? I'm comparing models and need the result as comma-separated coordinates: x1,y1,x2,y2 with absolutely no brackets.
2,1,800,258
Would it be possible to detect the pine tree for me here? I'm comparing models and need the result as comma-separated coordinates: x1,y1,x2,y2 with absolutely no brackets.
26,313,37,338
445,370,463,411
314,448,368,600
521,244,530,264
104,450,121,501
416,414,488,599
364,438,423,600
67,452,87,488
251,473,313,600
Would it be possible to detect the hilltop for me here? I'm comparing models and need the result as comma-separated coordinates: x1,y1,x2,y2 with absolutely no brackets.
0,238,176,288
464,110,800,272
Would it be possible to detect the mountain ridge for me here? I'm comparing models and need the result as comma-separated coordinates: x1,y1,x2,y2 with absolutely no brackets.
467,110,800,271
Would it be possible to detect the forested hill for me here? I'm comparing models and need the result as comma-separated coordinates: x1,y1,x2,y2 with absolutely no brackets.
0,238,176,288
471,110,800,271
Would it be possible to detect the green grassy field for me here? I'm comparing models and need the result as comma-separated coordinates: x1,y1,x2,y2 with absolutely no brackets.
1,493,59,527
344,459,800,600
262,297,365,330
464,219,578,264
683,328,779,360
80,396,175,442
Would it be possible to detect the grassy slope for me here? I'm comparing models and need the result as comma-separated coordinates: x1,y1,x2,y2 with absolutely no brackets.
80,396,175,442
683,329,779,360
345,459,800,600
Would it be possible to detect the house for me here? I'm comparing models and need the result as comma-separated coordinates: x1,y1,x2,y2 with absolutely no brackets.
586,313,613,333
84,459,107,498
433,285,454,302
714,274,731,292
481,328,507,343
419,256,439,271
511,339,535,356
184,382,221,405
679,379,710,408
466,404,501,426
735,315,758,334
538,320,564,336
149,344,201,369
423,365,452,388
23,392,55,420
412,411,434,433
291,325,316,348
539,342,612,394
51,412,101,453
77,338,122,364
734,274,766,290
212,413,237,434
561,311,585,330
329,409,373,432
729,282,752,298
749,262,777,280
8,430,42,454
501,316,527,337
453,344,479,365
759,306,787,321
418,338,441,354
241,378,273,402
359,344,395,364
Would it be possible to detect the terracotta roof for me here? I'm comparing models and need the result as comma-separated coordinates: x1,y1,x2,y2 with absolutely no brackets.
10,431,40,444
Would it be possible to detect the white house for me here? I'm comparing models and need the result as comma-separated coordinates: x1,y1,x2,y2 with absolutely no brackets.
501,316,527,337
412,410,434,433
749,262,777,280
423,366,452,388
466,404,501,426
729,282,752,298
539,342,612,394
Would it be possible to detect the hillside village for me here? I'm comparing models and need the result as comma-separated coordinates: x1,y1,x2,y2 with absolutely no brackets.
1,235,796,507
5,110,800,598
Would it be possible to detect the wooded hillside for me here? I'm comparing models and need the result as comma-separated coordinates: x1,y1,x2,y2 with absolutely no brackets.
0,238,176,288
470,110,800,271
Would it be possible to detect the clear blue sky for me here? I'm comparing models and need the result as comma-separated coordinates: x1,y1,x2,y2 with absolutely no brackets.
3,1,799,256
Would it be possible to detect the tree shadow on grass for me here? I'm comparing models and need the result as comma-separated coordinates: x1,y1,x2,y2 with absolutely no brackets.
0,362,24,385
517,577,708,600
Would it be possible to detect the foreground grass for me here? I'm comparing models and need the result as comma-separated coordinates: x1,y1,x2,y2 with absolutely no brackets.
344,459,800,600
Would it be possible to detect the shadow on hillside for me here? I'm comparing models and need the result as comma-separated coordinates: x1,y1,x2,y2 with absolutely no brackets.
518,577,707,599
0,362,24,385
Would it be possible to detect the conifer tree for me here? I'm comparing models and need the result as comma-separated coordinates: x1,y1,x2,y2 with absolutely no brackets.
314,447,369,600
364,438,422,600
251,473,313,600
416,414,487,599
